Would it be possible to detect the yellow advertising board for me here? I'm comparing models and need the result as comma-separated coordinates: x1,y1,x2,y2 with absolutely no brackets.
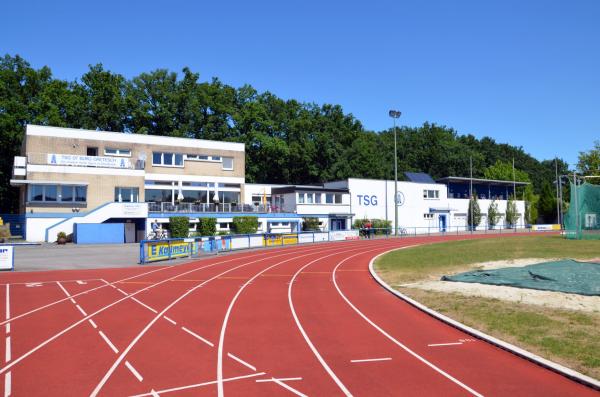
263,234,298,247
145,240,197,262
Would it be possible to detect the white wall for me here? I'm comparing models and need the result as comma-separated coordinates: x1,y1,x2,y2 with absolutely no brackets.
26,218,65,242
346,178,525,232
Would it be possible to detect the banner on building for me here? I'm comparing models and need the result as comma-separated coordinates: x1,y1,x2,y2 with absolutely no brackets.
47,154,131,169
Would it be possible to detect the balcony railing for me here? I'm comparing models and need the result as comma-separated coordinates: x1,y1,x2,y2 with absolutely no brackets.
148,202,284,213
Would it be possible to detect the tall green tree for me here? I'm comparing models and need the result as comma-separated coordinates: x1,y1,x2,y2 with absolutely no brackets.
487,199,499,229
538,181,558,223
467,195,482,230
577,141,600,184
505,196,519,228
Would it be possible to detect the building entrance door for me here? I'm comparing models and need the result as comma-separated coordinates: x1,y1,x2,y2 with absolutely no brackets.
439,215,447,232
125,222,136,243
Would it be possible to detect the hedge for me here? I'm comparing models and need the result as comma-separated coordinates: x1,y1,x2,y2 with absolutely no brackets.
232,216,258,234
169,216,190,238
197,218,217,236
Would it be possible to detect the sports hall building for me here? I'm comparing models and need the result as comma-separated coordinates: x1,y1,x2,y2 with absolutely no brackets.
11,125,526,242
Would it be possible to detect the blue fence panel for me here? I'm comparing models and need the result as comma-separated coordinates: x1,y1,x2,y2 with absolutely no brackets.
73,223,125,244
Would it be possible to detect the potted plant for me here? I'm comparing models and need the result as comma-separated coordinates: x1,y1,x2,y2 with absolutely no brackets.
57,231,67,245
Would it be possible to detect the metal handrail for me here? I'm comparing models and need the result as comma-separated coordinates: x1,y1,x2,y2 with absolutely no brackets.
147,202,282,213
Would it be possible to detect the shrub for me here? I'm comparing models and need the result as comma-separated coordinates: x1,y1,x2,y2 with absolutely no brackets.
169,216,190,238
505,196,519,228
372,219,392,234
57,231,67,240
232,216,258,234
488,200,500,229
302,217,320,231
197,218,217,236
467,195,482,230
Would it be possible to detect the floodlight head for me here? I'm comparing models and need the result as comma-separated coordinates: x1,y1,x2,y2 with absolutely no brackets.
388,110,401,118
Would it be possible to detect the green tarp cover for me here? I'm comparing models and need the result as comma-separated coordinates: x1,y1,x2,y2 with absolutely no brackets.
441,260,600,296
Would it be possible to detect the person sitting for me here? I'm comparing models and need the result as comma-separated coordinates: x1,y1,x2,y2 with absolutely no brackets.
151,219,163,239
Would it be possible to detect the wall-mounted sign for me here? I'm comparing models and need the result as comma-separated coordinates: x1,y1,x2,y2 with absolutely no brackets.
47,154,131,169
395,191,405,206
0,246,14,271
357,195,378,206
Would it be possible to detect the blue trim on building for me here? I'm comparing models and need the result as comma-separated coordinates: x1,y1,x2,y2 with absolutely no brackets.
43,201,114,241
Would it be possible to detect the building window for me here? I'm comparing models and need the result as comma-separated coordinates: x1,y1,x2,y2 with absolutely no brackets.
87,147,98,156
334,194,342,204
222,157,233,170
325,193,334,204
298,193,305,204
424,213,434,220
423,190,440,199
28,185,87,203
104,148,131,157
315,193,322,204
152,152,184,167
306,193,314,204
115,187,139,203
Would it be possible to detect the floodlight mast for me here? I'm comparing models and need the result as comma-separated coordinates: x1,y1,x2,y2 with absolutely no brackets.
389,110,401,236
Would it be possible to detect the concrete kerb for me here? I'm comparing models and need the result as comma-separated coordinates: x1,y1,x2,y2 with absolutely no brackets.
367,247,600,391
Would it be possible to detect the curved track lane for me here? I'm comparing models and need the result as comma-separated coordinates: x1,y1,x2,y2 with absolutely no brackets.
0,235,595,396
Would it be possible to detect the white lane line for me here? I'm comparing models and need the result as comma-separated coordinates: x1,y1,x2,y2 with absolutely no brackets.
350,357,392,363
88,319,98,329
129,372,266,397
0,267,170,328
227,353,256,371
70,298,76,304
3,372,10,397
256,377,302,383
288,248,386,397
117,288,129,296
91,246,327,397
150,390,159,397
163,316,176,325
4,337,10,362
0,249,274,378
5,285,9,334
131,297,158,314
181,327,214,347
428,342,463,347
218,247,352,397
4,285,9,397
271,378,308,397
99,331,119,354
56,281,71,298
125,361,143,382
76,305,87,317
76,280,86,285
1,278,102,286
333,258,484,397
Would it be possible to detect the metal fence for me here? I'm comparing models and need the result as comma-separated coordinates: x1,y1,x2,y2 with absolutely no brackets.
139,230,358,263
147,202,282,214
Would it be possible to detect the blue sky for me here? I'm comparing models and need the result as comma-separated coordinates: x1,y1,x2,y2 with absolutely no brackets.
2,0,599,167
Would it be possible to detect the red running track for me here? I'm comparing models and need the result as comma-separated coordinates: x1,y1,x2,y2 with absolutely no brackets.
0,234,596,396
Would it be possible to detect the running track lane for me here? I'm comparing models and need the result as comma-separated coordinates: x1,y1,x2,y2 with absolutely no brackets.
0,234,595,396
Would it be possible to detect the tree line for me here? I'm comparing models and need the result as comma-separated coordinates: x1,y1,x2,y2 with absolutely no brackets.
0,54,587,221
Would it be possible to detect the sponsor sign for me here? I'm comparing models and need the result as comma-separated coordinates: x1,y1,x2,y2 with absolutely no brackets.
329,230,360,241
48,154,131,169
532,224,561,231
120,203,147,217
146,240,197,262
264,234,298,246
0,246,14,270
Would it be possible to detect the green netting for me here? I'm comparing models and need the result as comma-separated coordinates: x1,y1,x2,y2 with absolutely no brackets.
441,260,600,296
564,182,600,240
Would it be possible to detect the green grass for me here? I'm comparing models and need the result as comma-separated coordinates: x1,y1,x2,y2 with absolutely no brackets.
374,235,600,379
375,235,600,284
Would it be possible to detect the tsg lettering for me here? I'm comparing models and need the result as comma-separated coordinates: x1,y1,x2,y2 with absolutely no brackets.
357,195,378,206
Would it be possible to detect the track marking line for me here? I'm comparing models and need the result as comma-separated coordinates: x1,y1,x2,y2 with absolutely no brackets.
5,285,9,335
3,372,10,397
1,278,102,286
428,342,463,347
181,327,214,347
163,316,176,325
125,361,143,382
333,256,484,397
256,377,302,382
169,279,206,282
129,373,266,397
227,353,256,371
76,280,86,285
88,319,98,329
99,331,119,354
0,268,170,327
271,378,308,397
69,298,76,304
288,247,393,397
75,305,87,317
118,281,155,285
218,247,356,397
131,297,158,314
150,390,159,397
350,357,392,363
116,288,129,296
5,337,10,363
